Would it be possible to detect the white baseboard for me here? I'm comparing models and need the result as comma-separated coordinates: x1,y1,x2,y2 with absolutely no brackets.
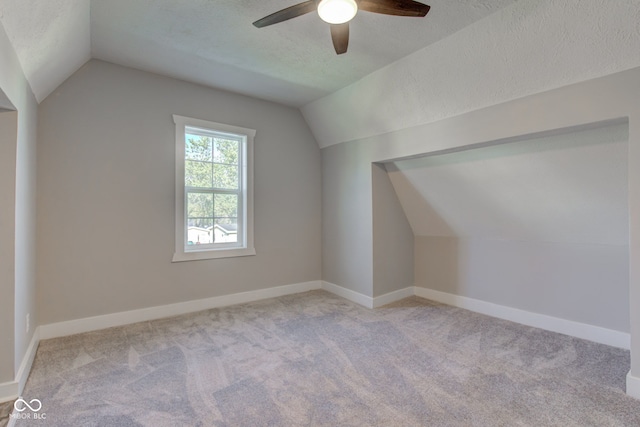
0,380,17,404
0,329,40,404
627,372,640,400
3,281,321,403
39,281,322,340
373,287,415,308
16,329,40,393
320,282,414,309
321,281,373,308
6,280,636,403
414,287,630,350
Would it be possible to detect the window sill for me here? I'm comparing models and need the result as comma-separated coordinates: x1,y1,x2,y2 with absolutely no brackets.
172,247,256,262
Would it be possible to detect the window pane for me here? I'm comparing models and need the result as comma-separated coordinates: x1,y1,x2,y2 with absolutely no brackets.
185,135,212,161
186,160,212,188
187,217,213,228
214,194,238,219
214,218,238,243
213,164,238,189
187,218,214,245
214,193,238,244
187,192,213,219
214,138,239,165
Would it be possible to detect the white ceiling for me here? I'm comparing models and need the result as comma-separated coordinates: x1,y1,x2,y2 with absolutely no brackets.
0,0,90,104
0,0,517,106
386,122,629,245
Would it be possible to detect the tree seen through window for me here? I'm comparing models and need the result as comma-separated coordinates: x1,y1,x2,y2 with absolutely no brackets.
185,133,240,244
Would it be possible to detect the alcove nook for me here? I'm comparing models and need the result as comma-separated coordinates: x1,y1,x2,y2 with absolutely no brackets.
386,121,629,337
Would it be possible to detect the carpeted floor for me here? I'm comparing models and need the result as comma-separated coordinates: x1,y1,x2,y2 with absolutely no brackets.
0,400,12,427
16,290,640,426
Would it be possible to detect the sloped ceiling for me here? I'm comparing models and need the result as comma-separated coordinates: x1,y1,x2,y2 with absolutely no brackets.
0,0,90,104
386,123,629,245
0,0,517,105
303,0,640,148
0,87,13,110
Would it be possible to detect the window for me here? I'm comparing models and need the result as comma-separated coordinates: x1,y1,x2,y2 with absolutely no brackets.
173,115,255,261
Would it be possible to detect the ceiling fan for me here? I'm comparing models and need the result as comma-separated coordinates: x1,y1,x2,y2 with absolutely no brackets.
253,0,431,55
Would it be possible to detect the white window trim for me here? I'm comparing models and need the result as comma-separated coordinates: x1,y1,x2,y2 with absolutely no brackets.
172,114,256,262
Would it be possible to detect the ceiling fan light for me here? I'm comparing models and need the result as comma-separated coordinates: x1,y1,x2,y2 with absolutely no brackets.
317,0,358,24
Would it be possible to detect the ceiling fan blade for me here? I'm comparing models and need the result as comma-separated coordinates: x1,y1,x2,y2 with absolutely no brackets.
330,23,349,55
358,0,430,17
253,1,317,28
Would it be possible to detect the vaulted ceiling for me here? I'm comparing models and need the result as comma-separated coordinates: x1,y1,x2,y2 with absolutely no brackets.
0,0,517,106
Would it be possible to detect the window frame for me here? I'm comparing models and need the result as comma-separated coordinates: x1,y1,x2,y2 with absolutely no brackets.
172,114,256,262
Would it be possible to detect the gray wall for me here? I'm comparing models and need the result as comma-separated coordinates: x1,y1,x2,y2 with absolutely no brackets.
321,146,414,299
14,88,38,376
0,110,17,383
388,123,630,332
322,140,373,296
37,60,321,324
372,163,413,296
414,236,629,332
0,21,38,386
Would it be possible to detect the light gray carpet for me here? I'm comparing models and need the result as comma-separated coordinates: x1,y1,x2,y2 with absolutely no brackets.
17,290,640,426
0,400,12,427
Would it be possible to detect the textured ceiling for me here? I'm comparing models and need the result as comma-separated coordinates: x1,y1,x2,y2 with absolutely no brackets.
303,0,640,147
386,123,629,245
0,0,517,105
0,0,90,104
302,0,640,147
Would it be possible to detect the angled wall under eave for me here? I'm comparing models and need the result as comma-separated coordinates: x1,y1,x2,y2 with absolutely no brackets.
388,122,629,333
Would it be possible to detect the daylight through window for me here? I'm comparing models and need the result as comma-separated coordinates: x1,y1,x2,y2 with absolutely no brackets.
173,115,255,261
